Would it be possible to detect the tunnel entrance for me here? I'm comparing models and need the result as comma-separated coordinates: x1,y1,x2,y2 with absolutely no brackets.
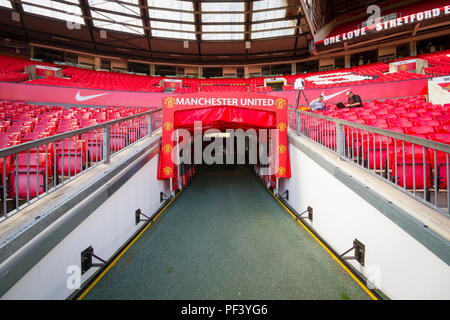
158,93,291,194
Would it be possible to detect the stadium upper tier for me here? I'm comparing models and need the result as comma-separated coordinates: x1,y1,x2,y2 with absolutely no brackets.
0,50,449,92
0,94,448,209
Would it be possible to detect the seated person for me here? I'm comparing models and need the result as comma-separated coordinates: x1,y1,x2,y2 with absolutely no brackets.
309,94,326,111
345,91,363,109
338,91,363,109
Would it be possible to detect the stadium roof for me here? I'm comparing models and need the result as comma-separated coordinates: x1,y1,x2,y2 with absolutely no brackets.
0,0,315,64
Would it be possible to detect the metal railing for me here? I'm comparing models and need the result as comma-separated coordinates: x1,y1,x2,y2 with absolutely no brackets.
289,108,450,216
0,108,162,222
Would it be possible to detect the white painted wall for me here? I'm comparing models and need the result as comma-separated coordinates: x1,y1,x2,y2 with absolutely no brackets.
280,143,450,300
2,154,167,300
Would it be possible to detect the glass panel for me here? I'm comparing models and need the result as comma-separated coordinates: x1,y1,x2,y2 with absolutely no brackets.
251,28,295,39
22,0,84,25
202,2,245,12
252,19,297,31
252,8,286,21
202,13,244,23
148,0,193,11
251,0,297,38
253,0,288,10
202,25,244,33
0,0,12,9
202,33,244,41
148,0,194,22
89,0,144,34
150,21,195,32
148,8,194,22
89,0,140,15
91,11,144,34
152,30,196,40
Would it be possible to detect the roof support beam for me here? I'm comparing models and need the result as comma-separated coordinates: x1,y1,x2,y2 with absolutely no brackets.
193,1,201,63
10,0,28,42
244,1,252,63
412,23,421,37
299,0,315,38
79,0,97,51
139,0,152,57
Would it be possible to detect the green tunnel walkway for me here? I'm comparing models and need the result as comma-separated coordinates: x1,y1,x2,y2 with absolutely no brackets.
81,165,373,300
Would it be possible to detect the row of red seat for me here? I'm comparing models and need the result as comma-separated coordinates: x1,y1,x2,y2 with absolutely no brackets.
0,99,154,199
302,96,450,191
0,55,54,84
425,66,450,77
1,50,448,93
27,66,165,92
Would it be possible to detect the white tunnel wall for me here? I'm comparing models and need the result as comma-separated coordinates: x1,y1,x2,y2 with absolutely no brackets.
280,141,450,300
2,153,167,300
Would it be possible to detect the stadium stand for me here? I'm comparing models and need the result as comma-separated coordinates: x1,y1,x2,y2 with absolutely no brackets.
1,49,449,93
306,96,450,191
0,98,153,199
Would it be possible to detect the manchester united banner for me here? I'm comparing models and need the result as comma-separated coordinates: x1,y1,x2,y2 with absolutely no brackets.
157,92,291,181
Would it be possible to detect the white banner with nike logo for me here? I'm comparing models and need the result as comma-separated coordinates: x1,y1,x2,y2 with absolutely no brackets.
75,91,109,102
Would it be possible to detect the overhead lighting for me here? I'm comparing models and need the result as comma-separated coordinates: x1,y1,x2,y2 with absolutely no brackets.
12,12,20,22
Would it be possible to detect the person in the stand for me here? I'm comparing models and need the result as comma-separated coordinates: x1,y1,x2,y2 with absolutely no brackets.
309,94,326,111
345,91,363,109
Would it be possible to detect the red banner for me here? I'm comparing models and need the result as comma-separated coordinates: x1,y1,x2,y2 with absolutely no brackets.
158,92,290,181
391,59,417,72
315,3,450,49
268,78,429,106
35,65,61,78
0,78,428,108
162,79,182,89
0,82,171,107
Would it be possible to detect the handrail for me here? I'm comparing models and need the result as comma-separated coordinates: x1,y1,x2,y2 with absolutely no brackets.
288,107,450,216
0,108,162,158
289,108,450,154
0,107,163,221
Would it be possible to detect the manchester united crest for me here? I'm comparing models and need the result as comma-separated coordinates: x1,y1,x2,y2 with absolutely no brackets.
163,144,173,154
164,97,176,109
279,145,287,154
163,166,173,176
277,167,286,176
277,122,287,132
163,121,173,131
275,98,286,110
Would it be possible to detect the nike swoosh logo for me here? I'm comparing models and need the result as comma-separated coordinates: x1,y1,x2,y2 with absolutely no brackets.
322,89,350,101
75,91,108,102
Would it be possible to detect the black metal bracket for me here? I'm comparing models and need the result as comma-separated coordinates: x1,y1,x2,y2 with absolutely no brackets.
340,239,365,266
279,189,289,201
135,208,152,225
160,191,170,203
296,206,313,223
81,246,107,275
